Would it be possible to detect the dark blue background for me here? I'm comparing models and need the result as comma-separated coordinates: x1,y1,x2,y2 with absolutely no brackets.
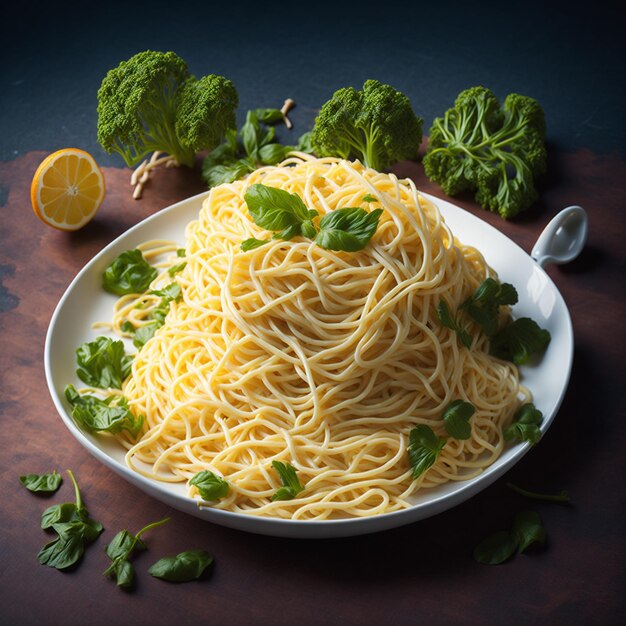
1,0,624,164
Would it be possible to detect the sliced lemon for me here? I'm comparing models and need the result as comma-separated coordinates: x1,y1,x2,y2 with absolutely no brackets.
31,148,106,231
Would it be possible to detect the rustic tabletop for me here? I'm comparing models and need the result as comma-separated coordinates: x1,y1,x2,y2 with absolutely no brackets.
1,2,625,625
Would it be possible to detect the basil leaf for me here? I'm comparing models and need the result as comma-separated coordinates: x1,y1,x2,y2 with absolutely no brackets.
253,108,285,125
205,160,255,188
150,283,181,302
362,194,378,203
133,322,159,348
442,400,475,440
271,461,304,501
190,471,230,501
504,402,543,445
38,522,88,570
437,301,472,348
511,510,546,553
241,110,261,158
258,143,292,165
41,502,80,529
105,558,135,588
315,207,382,252
167,262,186,277
102,250,158,295
75,336,133,390
64,384,144,437
407,424,446,478
38,470,103,570
20,471,62,493
490,317,551,364
296,131,313,153
241,238,270,252
473,530,518,565
245,184,314,231
148,550,213,582
176,248,186,257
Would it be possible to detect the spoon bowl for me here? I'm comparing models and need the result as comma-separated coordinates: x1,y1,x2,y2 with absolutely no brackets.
531,205,588,268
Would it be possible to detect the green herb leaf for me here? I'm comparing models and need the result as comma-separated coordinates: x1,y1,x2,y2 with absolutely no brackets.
296,131,313,153
407,424,446,479
133,322,159,348
271,461,305,501
245,184,316,234
362,194,378,203
205,160,255,187
102,250,158,295
20,471,63,493
315,207,382,252
38,470,103,570
253,108,285,125
75,336,133,390
241,238,270,252
511,510,546,553
442,400,475,439
437,301,472,348
504,403,543,445
150,283,181,302
167,261,187,277
104,517,170,588
176,248,186,257
461,278,518,337
473,530,518,565
148,550,213,582
64,384,144,437
258,143,292,165
190,471,230,501
490,317,551,364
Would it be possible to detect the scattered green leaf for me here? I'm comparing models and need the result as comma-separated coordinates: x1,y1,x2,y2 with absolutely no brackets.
437,300,472,348
491,317,551,364
315,207,383,252
148,549,213,582
75,336,133,390
20,471,63,494
504,403,543,445
442,400,475,439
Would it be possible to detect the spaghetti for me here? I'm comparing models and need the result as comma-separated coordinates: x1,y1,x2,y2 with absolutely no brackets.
117,156,526,520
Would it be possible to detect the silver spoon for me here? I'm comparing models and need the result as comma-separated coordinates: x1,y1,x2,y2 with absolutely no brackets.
531,205,588,268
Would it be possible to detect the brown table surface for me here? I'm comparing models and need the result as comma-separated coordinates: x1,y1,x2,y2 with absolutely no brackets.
1,149,625,625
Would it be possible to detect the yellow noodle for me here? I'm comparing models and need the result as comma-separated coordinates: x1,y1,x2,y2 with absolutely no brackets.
118,156,524,520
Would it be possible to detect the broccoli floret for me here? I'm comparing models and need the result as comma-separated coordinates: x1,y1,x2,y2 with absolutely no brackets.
423,86,546,219
97,50,238,168
311,79,423,170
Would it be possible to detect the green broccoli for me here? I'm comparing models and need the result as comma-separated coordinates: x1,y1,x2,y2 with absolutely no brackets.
310,79,423,171
97,50,238,169
423,86,546,219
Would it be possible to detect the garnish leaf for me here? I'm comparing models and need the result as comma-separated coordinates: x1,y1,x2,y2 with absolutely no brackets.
442,400,475,440
315,207,383,252
148,550,213,582
271,461,304,501
490,317,551,364
76,336,133,390
252,108,285,125
362,194,378,203
408,424,446,478
506,482,570,503
167,261,187,277
511,510,546,553
64,384,144,437
104,517,170,588
190,471,230,501
504,402,543,445
37,470,103,570
473,530,518,565
102,249,157,295
437,301,472,348
149,282,182,302
245,184,315,232
20,471,62,494
241,237,270,252
133,322,159,348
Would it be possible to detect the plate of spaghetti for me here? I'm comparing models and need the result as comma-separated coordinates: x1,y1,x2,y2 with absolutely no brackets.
45,156,573,538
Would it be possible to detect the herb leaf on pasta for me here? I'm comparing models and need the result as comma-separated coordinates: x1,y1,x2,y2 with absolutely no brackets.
315,207,383,252
271,461,305,501
76,336,134,390
408,425,446,478
190,471,230,501
442,400,476,440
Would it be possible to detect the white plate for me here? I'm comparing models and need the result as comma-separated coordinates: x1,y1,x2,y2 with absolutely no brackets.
45,191,573,539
